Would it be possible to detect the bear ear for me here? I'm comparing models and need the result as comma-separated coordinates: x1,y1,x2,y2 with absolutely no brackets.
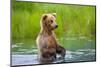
42,14,48,20
52,13,56,18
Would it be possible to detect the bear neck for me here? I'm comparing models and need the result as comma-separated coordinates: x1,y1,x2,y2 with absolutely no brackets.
40,27,53,36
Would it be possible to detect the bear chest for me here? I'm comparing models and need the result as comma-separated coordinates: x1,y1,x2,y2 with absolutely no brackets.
40,35,57,48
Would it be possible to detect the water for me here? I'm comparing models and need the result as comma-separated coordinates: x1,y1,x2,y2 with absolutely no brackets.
12,49,96,66
11,37,96,66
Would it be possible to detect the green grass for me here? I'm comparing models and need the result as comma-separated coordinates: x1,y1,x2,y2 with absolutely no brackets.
12,1,96,49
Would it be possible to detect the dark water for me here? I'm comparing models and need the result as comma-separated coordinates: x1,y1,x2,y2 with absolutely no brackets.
11,37,96,66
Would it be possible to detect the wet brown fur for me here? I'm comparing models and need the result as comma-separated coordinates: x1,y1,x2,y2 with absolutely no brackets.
36,13,66,62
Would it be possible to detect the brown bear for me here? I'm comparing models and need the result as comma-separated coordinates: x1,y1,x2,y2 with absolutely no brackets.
36,13,66,63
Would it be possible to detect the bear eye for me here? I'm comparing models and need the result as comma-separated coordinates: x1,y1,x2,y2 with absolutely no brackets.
50,20,53,23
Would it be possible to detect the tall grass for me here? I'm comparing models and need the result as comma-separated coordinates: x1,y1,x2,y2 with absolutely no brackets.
12,1,96,40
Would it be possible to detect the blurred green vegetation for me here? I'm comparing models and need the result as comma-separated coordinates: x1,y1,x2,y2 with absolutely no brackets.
12,1,96,43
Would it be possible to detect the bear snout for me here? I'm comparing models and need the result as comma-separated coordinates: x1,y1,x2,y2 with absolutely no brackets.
54,25,58,29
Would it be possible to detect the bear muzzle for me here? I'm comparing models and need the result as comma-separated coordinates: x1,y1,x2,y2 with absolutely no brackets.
54,25,58,29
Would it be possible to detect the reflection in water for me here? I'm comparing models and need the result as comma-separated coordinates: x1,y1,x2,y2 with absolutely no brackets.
12,49,96,66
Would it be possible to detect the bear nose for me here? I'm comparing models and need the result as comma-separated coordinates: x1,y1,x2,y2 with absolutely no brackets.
55,25,58,28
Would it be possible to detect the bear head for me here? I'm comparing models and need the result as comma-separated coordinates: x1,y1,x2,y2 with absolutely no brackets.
40,13,58,31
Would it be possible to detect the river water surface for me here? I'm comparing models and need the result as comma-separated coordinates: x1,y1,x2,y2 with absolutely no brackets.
11,37,96,66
